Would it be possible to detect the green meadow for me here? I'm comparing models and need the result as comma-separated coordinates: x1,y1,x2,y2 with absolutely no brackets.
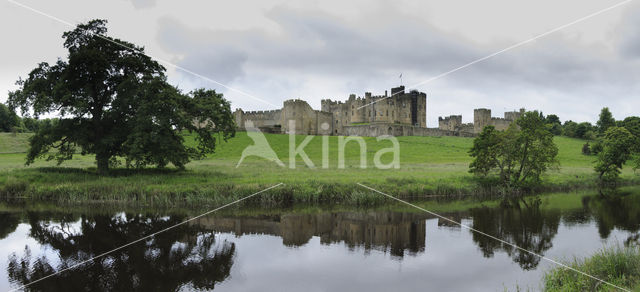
0,132,638,205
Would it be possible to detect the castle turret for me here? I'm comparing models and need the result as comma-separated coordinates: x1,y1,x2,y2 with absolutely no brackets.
391,86,405,96
474,108,492,133
233,109,244,129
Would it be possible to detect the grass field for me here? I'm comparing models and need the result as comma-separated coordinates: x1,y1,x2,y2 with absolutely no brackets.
0,132,638,205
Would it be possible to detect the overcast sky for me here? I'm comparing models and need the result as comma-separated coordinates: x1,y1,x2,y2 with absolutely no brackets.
2,0,640,125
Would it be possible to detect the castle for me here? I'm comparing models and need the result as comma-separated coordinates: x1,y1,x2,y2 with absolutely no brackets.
233,86,525,137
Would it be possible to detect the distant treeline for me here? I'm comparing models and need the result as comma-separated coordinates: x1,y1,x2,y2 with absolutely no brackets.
543,107,640,156
0,102,56,133
545,107,639,141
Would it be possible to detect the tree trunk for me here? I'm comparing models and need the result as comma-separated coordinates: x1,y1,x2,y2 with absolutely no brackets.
96,154,109,174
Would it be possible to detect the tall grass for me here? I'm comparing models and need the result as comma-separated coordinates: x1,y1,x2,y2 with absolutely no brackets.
543,245,640,292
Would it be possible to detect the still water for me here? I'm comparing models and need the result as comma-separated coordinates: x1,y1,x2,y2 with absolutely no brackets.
0,193,639,291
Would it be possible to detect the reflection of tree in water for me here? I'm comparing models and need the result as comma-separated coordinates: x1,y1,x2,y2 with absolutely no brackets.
585,195,640,243
0,212,20,240
469,201,561,270
7,212,235,291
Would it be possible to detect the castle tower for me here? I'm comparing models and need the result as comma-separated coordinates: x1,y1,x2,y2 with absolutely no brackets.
474,108,492,133
281,99,316,135
233,109,244,129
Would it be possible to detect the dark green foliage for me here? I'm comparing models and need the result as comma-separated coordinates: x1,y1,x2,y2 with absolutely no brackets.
618,116,640,151
468,126,502,176
544,114,562,135
576,122,594,139
548,123,563,136
20,117,54,133
591,140,603,155
562,120,595,139
0,103,20,132
594,127,636,188
617,116,640,170
582,143,591,155
562,120,577,137
544,114,561,125
7,19,234,173
469,111,559,190
597,107,616,135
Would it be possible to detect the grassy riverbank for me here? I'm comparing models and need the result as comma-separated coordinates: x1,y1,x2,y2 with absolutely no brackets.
543,245,640,292
0,132,638,205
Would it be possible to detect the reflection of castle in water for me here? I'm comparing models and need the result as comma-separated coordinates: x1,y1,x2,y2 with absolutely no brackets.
194,212,427,257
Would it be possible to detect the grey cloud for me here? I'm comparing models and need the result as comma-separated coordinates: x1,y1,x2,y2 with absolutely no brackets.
157,5,480,83
154,2,640,122
618,3,640,58
157,18,249,85
130,0,156,9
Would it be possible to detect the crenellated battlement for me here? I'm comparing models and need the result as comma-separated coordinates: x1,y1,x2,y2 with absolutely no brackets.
283,99,309,104
243,109,282,115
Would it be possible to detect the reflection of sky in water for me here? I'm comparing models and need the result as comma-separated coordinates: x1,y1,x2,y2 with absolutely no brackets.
0,215,633,291
1,220,83,291
1,224,55,291
215,219,628,292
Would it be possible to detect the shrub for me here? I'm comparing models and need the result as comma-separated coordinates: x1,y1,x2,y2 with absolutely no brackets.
582,143,591,155
0,177,28,197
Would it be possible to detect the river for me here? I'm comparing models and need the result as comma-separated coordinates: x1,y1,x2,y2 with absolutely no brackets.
1,190,639,291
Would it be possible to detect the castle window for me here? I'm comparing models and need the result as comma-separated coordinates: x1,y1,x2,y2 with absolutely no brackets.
386,110,388,116
352,111,354,116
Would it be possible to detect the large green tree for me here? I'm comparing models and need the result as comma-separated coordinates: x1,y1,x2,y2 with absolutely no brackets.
597,107,616,135
7,20,234,173
617,117,640,150
0,102,20,132
469,111,559,190
594,126,636,189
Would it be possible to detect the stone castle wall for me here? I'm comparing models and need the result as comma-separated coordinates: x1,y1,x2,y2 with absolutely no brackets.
233,86,525,137
438,115,462,131
316,111,334,135
234,109,283,132
470,108,525,133
343,124,476,137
